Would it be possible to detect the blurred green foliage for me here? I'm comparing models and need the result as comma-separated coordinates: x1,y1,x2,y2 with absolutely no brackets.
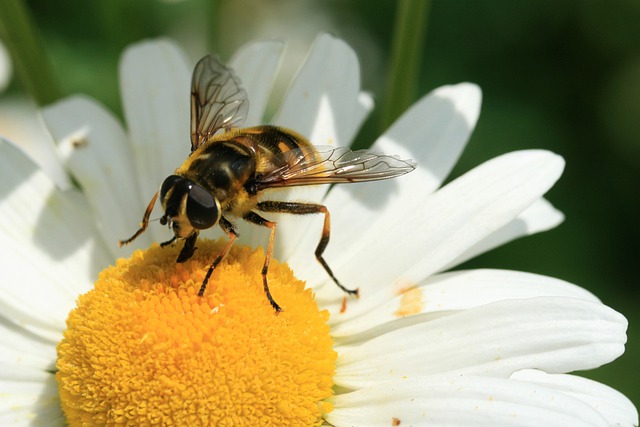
2,0,638,409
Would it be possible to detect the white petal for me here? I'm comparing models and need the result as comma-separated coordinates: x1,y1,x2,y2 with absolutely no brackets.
0,317,56,373
401,150,564,282
119,39,191,242
511,369,638,427
315,150,566,300
327,375,610,427
290,83,482,284
229,40,284,126
335,297,626,389
251,34,372,259
443,197,564,269
0,138,111,334
274,33,368,148
0,363,52,383
0,98,72,190
42,95,154,257
336,82,481,233
0,375,64,426
330,269,600,340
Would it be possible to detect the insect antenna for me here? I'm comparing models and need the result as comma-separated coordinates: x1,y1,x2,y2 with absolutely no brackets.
118,191,159,246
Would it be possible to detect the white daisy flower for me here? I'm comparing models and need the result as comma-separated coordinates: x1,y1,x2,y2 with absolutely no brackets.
0,34,636,426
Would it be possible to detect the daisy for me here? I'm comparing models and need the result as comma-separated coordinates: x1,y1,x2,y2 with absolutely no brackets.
0,34,636,426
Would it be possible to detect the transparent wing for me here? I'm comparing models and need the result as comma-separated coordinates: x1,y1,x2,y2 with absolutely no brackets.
255,146,417,190
190,55,249,151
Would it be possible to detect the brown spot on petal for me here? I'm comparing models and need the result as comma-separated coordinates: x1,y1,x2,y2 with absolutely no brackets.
394,286,424,317
71,136,88,149
391,417,401,426
340,296,348,314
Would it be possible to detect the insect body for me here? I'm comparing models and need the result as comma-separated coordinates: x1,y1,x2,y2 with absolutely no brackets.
120,55,416,312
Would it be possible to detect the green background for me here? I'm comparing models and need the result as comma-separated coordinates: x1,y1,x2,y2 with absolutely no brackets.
2,0,638,411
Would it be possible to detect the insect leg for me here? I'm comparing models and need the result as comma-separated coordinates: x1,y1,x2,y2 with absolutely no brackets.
198,217,238,297
256,201,359,297
160,236,177,247
243,211,281,313
177,231,199,262
118,191,159,246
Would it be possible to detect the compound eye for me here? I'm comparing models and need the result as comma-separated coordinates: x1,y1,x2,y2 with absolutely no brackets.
186,184,219,229
160,175,183,200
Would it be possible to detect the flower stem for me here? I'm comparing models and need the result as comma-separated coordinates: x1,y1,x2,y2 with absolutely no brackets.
0,0,61,105
381,0,430,131
206,0,221,55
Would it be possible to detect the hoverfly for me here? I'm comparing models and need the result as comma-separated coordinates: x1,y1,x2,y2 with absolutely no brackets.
120,54,416,312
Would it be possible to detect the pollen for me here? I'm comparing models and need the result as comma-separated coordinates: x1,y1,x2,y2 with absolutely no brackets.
56,240,336,426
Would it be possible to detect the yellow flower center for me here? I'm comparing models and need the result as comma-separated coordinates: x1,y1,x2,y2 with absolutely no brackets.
56,239,336,426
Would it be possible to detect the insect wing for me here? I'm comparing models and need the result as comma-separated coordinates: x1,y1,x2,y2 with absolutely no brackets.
256,146,416,189
190,55,249,151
